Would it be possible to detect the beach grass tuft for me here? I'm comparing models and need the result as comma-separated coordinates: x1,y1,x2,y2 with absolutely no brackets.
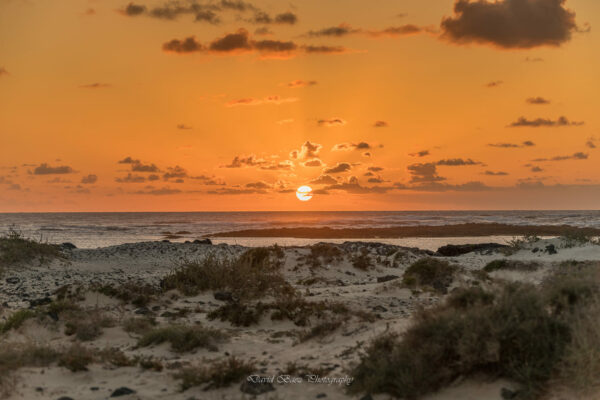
137,324,227,353
0,227,63,272
402,257,458,294
175,356,256,391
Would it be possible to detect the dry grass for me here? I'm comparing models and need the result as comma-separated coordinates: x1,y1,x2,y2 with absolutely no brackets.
0,228,63,273
483,259,540,273
301,243,344,268
176,357,256,391
137,324,227,352
0,309,36,334
94,281,161,307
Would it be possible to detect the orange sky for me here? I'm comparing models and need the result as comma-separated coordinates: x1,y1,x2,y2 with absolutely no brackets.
1,0,599,211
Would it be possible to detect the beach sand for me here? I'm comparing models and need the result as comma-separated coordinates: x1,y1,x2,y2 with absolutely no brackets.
1,237,599,399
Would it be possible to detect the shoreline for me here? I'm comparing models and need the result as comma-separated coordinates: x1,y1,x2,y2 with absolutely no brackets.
209,223,600,239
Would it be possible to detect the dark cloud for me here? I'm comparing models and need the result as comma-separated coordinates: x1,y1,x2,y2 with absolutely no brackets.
290,141,322,160
409,150,430,157
118,156,139,164
116,173,146,183
533,152,588,162
436,158,481,166
488,141,535,148
531,166,543,172
195,10,220,24
484,170,508,176
287,79,317,88
303,159,323,167
163,36,205,53
223,155,266,168
210,28,252,52
302,45,349,54
226,96,298,107
306,24,361,37
177,124,192,130
486,80,503,88
79,83,111,89
135,186,182,195
275,12,297,25
207,187,267,195
441,0,579,49
260,161,294,171
0,67,8,76
373,120,389,128
322,176,392,194
368,167,384,172
324,163,352,174
254,27,273,36
317,118,347,127
252,39,297,53
32,163,75,175
123,3,146,16
332,142,371,152
407,163,445,183
148,174,160,181
509,116,584,127
81,174,98,184
310,175,338,185
163,166,188,180
367,25,425,37
249,11,297,25
526,97,550,105
403,181,490,192
586,137,597,149
246,181,271,189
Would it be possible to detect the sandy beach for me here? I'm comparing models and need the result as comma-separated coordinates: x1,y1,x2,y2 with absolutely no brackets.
2,234,600,400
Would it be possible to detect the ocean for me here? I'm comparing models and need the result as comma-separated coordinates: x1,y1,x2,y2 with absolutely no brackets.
1,211,599,250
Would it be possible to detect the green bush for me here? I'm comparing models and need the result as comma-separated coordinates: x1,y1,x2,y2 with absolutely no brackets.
403,257,458,294
137,325,226,352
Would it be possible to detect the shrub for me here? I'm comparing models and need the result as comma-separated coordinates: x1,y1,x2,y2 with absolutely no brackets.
208,302,267,327
137,325,226,352
0,343,59,396
0,309,37,334
94,281,161,307
351,248,372,270
122,317,157,335
58,343,95,372
299,319,343,342
0,227,63,270
483,259,540,273
64,310,115,341
402,258,458,294
351,282,573,399
161,248,293,300
176,357,256,391
303,243,343,268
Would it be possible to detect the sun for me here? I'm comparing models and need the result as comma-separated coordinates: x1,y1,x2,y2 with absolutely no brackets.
296,185,313,201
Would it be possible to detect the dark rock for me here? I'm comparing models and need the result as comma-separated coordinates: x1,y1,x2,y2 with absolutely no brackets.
545,244,557,255
316,394,327,398
214,291,234,302
35,387,44,392
151,305,161,311
193,238,212,245
501,387,519,399
161,240,170,243
29,297,52,308
61,242,77,250
377,275,399,283
90,387,99,391
110,387,136,397
57,397,74,400
437,243,509,257
359,395,374,400
240,380,275,395
5,277,20,284
134,307,151,315
372,305,388,313
532,247,539,253
47,311,59,321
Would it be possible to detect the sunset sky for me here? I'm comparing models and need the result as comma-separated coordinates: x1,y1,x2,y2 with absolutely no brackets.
1,0,599,211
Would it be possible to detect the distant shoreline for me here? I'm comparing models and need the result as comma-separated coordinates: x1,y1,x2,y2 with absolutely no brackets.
210,223,600,239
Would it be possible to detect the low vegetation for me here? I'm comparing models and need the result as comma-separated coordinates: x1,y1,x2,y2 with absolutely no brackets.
0,309,36,334
176,357,256,391
301,243,344,268
351,267,600,399
483,259,540,273
351,248,372,270
402,257,458,294
94,281,161,307
137,324,227,352
0,227,63,273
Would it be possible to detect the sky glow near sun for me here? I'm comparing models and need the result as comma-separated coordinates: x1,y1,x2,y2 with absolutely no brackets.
0,0,599,212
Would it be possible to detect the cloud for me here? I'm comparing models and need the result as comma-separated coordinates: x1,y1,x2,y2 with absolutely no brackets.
488,141,535,148
441,0,579,49
586,137,597,149
407,163,445,183
306,24,361,37
323,176,393,194
402,181,490,192
409,150,430,157
81,174,98,184
135,186,182,195
163,165,188,180
486,80,503,88
123,3,146,16
0,67,8,77
249,11,298,25
531,166,543,172
373,120,389,128
533,152,588,162
317,118,347,127
290,141,322,160
255,27,273,36
367,25,427,38
163,36,205,53
310,174,338,185
245,181,271,189
508,116,584,127
303,159,323,167
526,97,550,105
324,162,352,174
177,124,192,130
116,173,146,183
484,170,509,176
260,160,294,171
223,155,266,168
226,95,298,107
332,142,372,152
118,156,139,164
436,158,481,166
209,28,253,52
302,45,349,54
207,187,268,195
286,79,317,88
368,167,384,172
79,83,111,89
32,163,75,175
